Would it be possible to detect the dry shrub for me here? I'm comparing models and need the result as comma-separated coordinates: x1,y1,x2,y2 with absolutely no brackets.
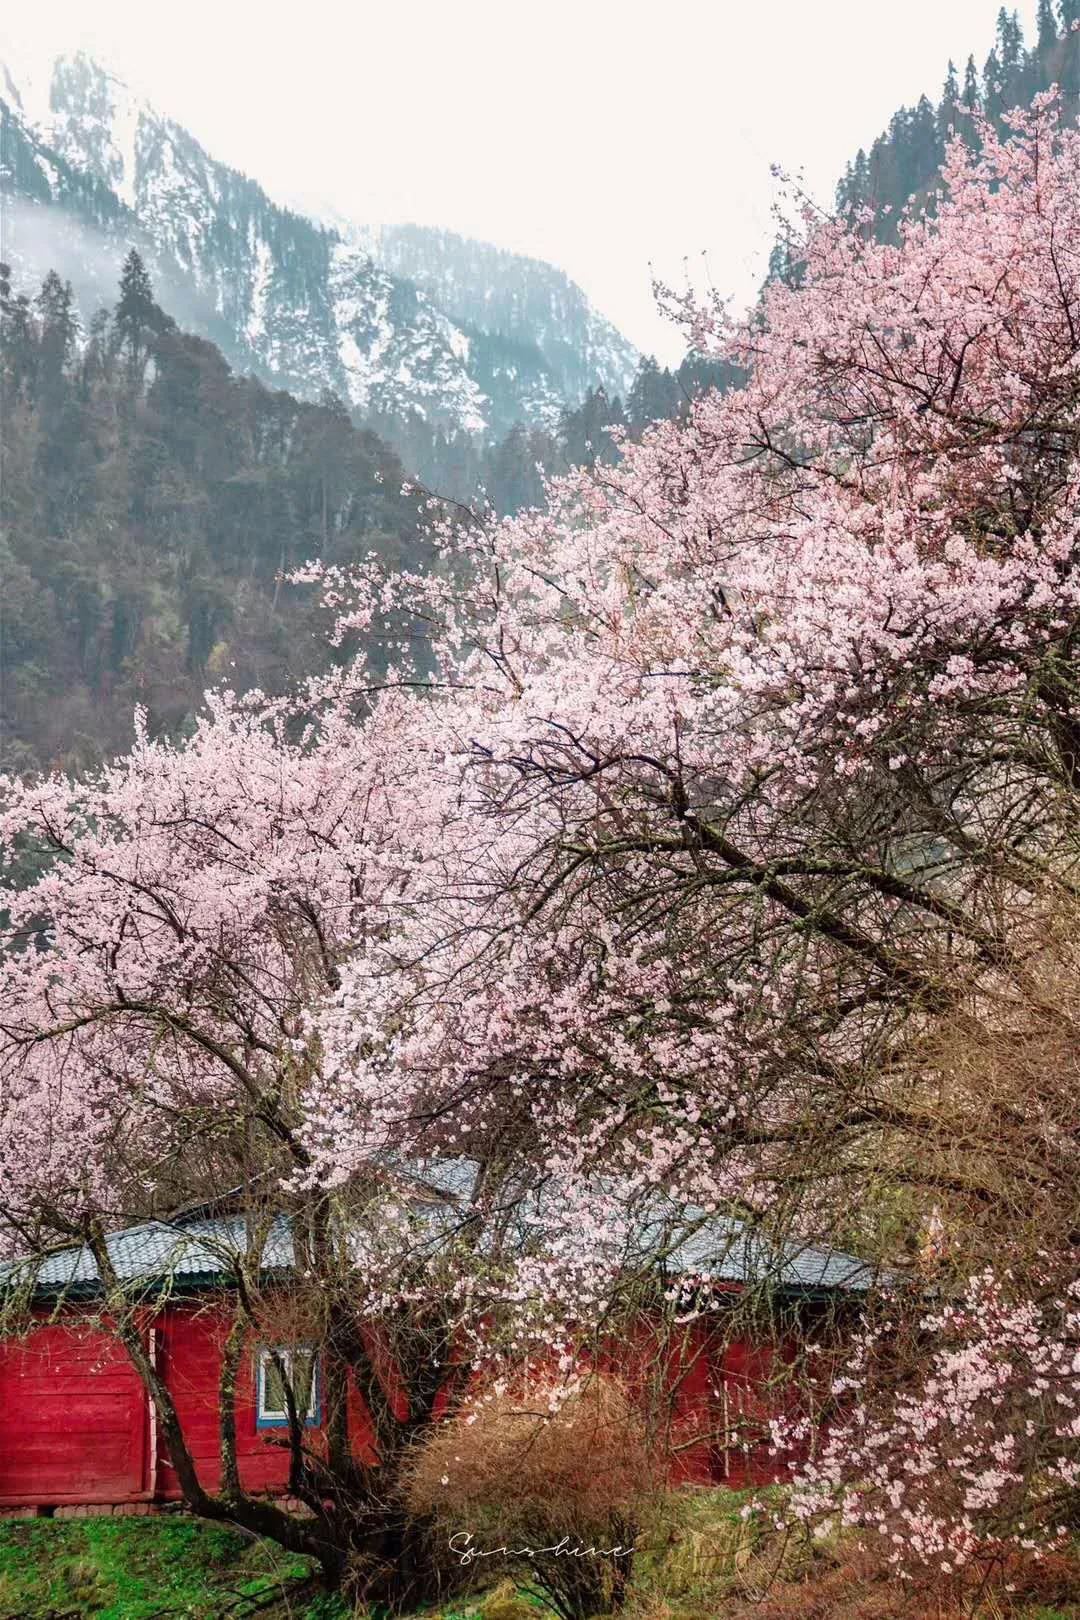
703,1540,924,1620
903,900,1080,1273
990,1545,1080,1608
406,1374,657,1620
765,905,1080,1601
725,1567,906,1620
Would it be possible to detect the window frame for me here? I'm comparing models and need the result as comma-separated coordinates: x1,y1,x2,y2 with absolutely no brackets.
255,1344,322,1430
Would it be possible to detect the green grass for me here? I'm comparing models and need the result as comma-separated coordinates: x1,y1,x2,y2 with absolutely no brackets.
0,1515,547,1620
3,1500,1079,1620
0,1515,319,1619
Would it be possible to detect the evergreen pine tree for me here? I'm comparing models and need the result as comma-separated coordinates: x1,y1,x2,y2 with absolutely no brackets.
34,271,78,401
115,248,165,379
32,272,87,535
937,61,959,146
956,54,982,150
560,387,624,469
962,54,980,109
983,46,1005,127
0,269,36,403
910,94,940,183
627,356,679,434
997,7,1025,79
82,309,114,392
117,249,155,328
765,232,806,288
1038,0,1058,51
1060,4,1080,108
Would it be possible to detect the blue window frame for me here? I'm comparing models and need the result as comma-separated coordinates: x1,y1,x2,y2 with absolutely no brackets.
256,1345,321,1429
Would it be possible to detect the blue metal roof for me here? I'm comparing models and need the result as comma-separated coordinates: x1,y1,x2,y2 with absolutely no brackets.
6,1162,878,1297
5,1214,295,1293
657,1218,876,1291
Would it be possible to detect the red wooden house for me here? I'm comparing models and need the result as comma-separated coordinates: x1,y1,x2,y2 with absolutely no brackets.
0,1173,875,1515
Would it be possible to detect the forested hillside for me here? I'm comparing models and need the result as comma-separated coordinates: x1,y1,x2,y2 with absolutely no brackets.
381,350,741,512
0,253,421,775
836,1,1080,226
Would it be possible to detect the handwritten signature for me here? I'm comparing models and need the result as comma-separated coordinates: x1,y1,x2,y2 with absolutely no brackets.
448,1531,637,1566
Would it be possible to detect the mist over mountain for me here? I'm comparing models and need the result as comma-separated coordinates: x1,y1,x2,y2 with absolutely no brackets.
0,50,638,444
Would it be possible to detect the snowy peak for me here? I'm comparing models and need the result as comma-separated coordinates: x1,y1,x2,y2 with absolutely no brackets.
364,224,639,406
0,49,639,443
44,52,145,208
328,242,489,434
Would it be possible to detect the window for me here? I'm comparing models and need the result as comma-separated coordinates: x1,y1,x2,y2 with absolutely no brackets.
256,1346,320,1429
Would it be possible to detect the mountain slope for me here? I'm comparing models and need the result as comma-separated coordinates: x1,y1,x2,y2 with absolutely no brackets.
0,254,424,774
0,51,637,439
355,222,639,409
0,52,487,432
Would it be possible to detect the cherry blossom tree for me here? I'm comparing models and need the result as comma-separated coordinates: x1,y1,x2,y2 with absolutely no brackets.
301,99,1080,1570
2,92,1080,1594
300,99,1080,1245
774,1266,1080,1584
0,693,660,1606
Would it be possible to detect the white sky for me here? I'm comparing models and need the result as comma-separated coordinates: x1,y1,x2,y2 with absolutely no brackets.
5,0,1042,362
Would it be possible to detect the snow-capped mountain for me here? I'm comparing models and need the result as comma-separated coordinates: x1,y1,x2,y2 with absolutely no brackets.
359,224,640,408
0,51,637,439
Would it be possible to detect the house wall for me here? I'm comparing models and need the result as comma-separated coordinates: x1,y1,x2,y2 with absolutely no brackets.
0,1294,809,1510
0,1300,390,1509
638,1317,795,1488
156,1302,295,1499
0,1316,149,1506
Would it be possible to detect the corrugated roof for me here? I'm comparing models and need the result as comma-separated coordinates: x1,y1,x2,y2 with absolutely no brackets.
658,1218,876,1291
6,1161,878,1297
5,1214,295,1293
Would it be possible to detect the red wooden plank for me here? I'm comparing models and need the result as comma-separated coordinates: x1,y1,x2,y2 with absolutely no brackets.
0,1321,147,1504
158,1304,298,1497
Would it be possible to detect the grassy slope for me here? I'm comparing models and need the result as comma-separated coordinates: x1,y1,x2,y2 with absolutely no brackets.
0,1516,322,1619
1,1494,1078,1620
